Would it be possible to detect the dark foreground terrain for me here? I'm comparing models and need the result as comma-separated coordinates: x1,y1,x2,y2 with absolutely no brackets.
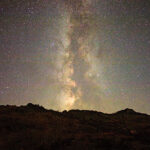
0,104,150,150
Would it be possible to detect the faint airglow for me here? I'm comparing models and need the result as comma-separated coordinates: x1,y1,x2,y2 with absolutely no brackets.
58,90,76,110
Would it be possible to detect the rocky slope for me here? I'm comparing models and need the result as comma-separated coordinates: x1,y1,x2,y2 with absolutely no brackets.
0,103,150,150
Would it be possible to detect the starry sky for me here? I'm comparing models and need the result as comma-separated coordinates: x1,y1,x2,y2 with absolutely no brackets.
0,0,150,114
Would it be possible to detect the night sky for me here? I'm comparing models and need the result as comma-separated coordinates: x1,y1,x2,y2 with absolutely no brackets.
0,0,150,114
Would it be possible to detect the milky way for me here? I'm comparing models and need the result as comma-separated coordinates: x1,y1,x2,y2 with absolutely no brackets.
51,0,102,110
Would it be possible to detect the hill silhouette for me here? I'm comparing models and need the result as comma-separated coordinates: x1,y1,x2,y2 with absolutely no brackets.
0,104,150,150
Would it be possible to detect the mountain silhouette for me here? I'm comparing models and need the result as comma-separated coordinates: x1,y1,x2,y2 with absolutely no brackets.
0,103,150,150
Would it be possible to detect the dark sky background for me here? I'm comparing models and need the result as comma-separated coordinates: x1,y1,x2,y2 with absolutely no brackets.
0,0,150,114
